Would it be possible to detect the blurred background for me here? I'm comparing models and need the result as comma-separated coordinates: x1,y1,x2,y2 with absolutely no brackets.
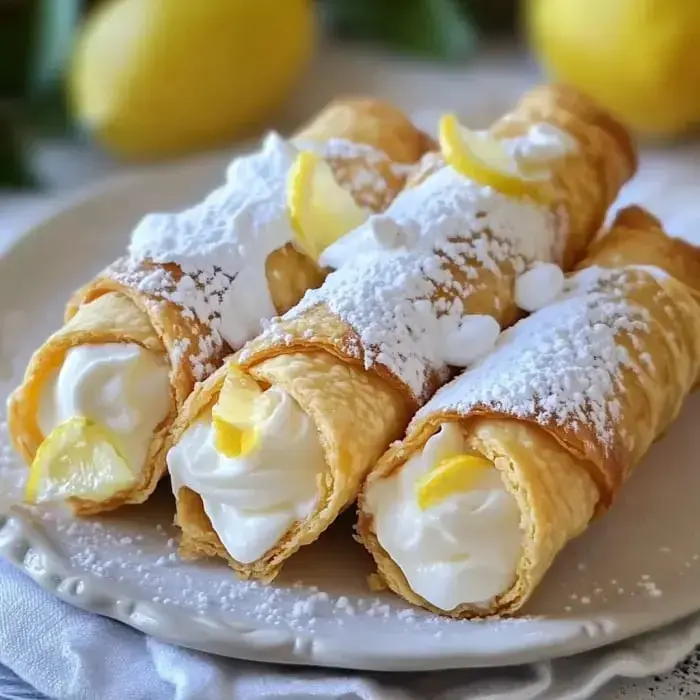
1,0,699,189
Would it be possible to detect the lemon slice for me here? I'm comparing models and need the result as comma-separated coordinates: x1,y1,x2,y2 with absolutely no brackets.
213,364,262,426
439,113,551,203
287,150,369,259
26,417,135,504
213,421,259,459
415,453,493,511
212,364,270,459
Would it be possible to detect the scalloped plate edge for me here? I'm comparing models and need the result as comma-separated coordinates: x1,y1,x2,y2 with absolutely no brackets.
3,506,699,673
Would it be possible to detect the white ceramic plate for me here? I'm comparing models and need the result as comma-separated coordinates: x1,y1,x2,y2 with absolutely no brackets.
3,148,700,673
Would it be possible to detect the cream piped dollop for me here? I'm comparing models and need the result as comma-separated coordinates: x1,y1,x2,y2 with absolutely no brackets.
365,423,522,611
440,314,501,367
167,387,327,564
515,262,565,312
513,123,579,164
38,344,172,475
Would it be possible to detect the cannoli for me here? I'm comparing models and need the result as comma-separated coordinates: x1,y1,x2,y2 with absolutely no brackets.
359,206,700,617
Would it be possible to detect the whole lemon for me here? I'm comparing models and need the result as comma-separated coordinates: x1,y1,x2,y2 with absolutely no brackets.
528,0,700,136
70,0,315,158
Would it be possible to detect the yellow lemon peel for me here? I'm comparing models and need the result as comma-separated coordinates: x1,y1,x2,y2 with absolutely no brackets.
287,150,368,259
415,453,493,511
70,0,315,158
213,420,258,459
528,0,700,136
438,113,551,203
26,417,134,504
212,363,271,459
213,364,262,426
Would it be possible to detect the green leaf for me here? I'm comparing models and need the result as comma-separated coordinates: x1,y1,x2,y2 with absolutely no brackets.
22,88,74,137
397,0,479,59
463,0,518,34
323,0,479,60
28,0,83,98
0,3,34,98
27,0,85,137
0,0,84,100
0,109,37,188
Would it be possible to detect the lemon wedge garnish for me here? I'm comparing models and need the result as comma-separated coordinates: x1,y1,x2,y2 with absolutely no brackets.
415,453,493,511
287,150,369,259
212,364,270,459
438,113,551,203
26,417,135,504
213,424,258,459
214,364,262,426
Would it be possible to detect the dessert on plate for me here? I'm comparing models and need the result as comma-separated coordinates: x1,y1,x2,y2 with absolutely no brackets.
8,98,430,514
166,85,636,581
358,206,700,618
12,81,692,628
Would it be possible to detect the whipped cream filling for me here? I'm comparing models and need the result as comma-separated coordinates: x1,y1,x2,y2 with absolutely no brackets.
512,123,578,164
38,344,172,476
441,314,501,368
515,262,565,312
365,423,522,611
167,387,328,564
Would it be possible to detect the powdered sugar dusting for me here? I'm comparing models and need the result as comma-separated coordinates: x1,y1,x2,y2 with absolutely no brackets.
107,261,224,381
260,165,560,401
324,165,561,267
118,131,406,371
27,507,465,637
125,133,298,352
299,137,390,164
417,266,656,449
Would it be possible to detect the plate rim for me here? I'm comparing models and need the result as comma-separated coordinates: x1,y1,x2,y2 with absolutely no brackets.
0,147,245,262
1,506,700,672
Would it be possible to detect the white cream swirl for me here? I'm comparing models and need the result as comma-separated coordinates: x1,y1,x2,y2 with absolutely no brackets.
512,123,579,164
167,387,327,564
365,423,522,611
38,344,172,476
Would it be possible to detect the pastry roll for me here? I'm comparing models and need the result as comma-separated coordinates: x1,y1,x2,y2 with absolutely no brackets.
8,97,427,515
358,206,700,618
167,85,636,581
